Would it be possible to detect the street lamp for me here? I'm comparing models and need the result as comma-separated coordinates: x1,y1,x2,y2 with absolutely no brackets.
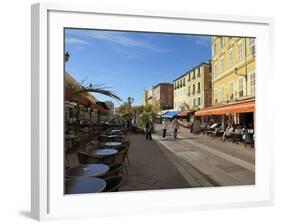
65,51,70,63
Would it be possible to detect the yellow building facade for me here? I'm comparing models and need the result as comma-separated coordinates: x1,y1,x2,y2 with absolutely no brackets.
212,36,256,104
173,62,212,111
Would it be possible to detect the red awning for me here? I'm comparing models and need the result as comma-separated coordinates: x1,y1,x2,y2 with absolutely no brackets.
195,99,255,116
177,111,192,116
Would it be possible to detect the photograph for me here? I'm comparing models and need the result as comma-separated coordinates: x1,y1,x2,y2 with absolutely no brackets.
63,28,255,194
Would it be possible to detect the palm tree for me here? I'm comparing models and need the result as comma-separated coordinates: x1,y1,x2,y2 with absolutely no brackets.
180,102,190,111
65,79,122,102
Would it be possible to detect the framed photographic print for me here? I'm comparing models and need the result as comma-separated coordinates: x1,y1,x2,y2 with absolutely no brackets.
31,2,274,221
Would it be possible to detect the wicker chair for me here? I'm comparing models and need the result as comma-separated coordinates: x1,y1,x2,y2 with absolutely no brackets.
113,150,128,174
77,151,101,164
117,141,130,165
99,162,125,179
103,176,124,192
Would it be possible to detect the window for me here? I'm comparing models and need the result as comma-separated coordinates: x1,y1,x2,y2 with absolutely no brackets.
221,86,224,101
192,71,196,79
213,43,217,54
174,83,177,89
198,97,201,106
249,38,255,57
220,56,224,72
250,72,255,95
192,84,195,95
193,98,196,106
180,80,182,88
239,78,244,97
188,73,191,81
230,82,234,100
209,80,212,89
229,48,234,66
188,86,191,96
183,78,186,86
197,82,201,93
214,62,218,76
214,89,218,103
238,40,244,61
197,68,201,77
220,37,224,49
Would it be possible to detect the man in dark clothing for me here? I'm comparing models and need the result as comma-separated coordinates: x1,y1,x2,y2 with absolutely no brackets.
145,119,153,140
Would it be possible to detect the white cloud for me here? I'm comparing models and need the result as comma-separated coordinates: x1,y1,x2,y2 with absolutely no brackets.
65,37,88,45
72,30,172,53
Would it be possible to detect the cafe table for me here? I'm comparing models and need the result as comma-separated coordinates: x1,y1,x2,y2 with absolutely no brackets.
65,164,109,178
65,178,106,194
99,141,122,148
89,148,118,157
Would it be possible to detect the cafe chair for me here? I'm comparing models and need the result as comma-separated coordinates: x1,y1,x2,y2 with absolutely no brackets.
98,136,110,142
99,162,125,179
113,150,128,174
103,176,124,192
77,151,101,164
119,141,130,165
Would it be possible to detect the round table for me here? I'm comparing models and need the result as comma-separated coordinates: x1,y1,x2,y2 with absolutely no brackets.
65,164,109,178
65,178,106,194
89,148,118,156
100,142,122,148
65,134,80,139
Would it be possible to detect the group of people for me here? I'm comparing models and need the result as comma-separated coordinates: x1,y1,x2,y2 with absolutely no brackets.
144,117,185,140
162,117,181,139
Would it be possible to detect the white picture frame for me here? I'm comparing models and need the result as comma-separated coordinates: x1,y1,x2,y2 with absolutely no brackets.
31,2,274,221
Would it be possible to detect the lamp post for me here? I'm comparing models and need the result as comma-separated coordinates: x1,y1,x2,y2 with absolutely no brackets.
65,51,70,63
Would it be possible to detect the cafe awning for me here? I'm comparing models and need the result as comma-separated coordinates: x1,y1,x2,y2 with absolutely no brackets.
161,111,179,118
195,99,255,116
177,110,192,117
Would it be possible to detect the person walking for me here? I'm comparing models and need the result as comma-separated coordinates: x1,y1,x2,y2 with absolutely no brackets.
162,119,168,139
172,117,180,139
145,119,153,140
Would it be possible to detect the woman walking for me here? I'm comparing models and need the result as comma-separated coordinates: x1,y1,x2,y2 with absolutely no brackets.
162,119,168,139
172,117,180,139
145,119,153,140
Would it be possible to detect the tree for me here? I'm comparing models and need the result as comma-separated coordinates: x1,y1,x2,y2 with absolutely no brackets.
179,102,191,111
65,79,122,102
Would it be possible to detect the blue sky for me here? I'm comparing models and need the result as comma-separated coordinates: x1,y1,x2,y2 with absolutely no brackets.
65,28,211,106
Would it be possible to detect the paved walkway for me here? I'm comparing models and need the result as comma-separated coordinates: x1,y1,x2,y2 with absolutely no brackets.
153,124,255,187
120,133,191,191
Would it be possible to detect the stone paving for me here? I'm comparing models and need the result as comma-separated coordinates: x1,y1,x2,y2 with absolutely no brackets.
119,133,191,191
152,124,255,187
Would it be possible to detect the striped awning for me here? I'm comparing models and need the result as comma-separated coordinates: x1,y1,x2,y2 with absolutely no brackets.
177,110,192,117
195,99,255,116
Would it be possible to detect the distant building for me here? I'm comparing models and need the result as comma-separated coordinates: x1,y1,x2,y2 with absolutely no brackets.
144,83,174,109
143,90,148,106
147,86,154,105
173,62,212,111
